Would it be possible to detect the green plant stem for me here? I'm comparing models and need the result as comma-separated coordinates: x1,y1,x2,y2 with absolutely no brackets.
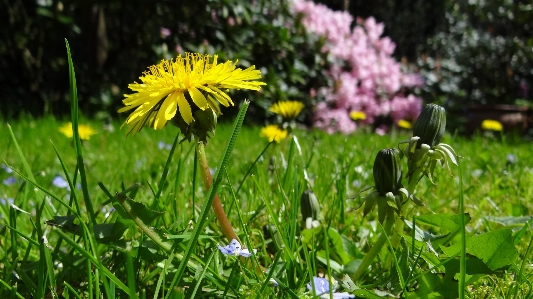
353,214,396,282
196,142,239,242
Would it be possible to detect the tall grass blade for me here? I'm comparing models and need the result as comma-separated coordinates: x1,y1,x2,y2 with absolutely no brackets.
166,100,250,298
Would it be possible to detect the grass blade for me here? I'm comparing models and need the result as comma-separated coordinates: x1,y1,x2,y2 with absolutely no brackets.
166,100,250,298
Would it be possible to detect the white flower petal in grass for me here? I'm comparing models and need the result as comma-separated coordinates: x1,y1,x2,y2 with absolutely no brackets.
307,277,355,299
217,239,256,257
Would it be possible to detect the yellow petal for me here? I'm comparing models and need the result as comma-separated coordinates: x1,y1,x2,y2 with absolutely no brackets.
177,92,193,124
154,93,178,130
188,86,208,110
207,95,222,115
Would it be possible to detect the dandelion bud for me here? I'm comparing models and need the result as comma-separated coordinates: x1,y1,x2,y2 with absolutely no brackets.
263,224,283,254
373,148,402,195
300,189,320,221
413,104,446,148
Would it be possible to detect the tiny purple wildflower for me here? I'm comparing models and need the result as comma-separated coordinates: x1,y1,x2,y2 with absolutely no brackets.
307,277,355,299
1,164,13,174
52,175,70,190
2,176,16,186
217,239,256,257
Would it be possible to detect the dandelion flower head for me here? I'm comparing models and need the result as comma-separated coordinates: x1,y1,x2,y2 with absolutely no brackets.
481,119,503,131
59,123,97,140
260,125,288,143
269,101,305,120
397,119,412,129
350,111,366,121
119,53,265,135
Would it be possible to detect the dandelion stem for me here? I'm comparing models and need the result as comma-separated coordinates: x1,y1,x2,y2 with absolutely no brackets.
353,215,395,282
196,142,239,242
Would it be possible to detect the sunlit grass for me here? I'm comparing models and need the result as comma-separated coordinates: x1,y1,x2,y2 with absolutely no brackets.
1,114,532,298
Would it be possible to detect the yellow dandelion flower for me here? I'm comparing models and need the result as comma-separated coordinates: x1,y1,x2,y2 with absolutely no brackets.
59,123,97,140
119,53,266,135
481,119,503,131
350,111,366,121
269,101,305,120
260,125,288,143
397,119,412,129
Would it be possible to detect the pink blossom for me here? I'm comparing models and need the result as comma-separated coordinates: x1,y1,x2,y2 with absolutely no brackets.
160,27,171,38
291,0,424,135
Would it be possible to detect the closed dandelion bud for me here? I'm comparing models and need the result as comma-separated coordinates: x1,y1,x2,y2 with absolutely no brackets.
263,224,283,254
373,148,402,195
300,189,320,221
413,104,446,148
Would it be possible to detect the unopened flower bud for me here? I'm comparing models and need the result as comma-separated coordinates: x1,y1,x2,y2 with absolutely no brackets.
263,224,283,254
373,148,402,195
413,104,446,148
300,189,320,221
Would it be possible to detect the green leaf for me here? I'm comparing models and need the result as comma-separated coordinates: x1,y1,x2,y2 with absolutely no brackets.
416,213,470,233
113,194,164,225
45,215,128,243
442,228,517,270
327,228,353,264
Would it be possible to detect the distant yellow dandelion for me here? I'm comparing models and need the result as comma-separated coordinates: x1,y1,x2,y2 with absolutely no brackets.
260,125,288,143
119,53,266,135
481,119,503,131
397,119,412,129
350,111,366,121
59,123,97,140
269,101,305,120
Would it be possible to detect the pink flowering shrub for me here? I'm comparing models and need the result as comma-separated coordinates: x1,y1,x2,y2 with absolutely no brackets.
292,0,423,134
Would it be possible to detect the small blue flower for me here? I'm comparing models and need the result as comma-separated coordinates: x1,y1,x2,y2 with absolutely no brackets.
158,141,172,150
0,197,14,205
217,239,256,257
2,176,16,186
307,277,355,299
1,164,13,173
52,175,70,190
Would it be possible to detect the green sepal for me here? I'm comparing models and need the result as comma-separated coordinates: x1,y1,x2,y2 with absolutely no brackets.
362,192,378,217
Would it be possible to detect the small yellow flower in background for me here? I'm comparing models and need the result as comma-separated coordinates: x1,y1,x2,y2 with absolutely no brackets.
397,119,412,129
119,52,266,135
350,111,366,121
59,123,97,140
269,101,305,120
481,119,503,131
260,125,288,143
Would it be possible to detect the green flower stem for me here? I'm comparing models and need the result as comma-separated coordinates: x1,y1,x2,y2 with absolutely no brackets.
385,162,423,261
196,142,239,242
353,214,396,282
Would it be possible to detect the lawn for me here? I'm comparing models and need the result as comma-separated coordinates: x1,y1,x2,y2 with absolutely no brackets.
1,110,532,298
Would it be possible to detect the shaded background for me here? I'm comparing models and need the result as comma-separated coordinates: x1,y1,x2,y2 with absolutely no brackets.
1,0,532,129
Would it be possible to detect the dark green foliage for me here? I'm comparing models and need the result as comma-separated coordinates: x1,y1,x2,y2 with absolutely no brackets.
1,0,327,123
417,0,533,109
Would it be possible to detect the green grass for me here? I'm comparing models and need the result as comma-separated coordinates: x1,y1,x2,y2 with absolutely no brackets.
1,114,532,298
